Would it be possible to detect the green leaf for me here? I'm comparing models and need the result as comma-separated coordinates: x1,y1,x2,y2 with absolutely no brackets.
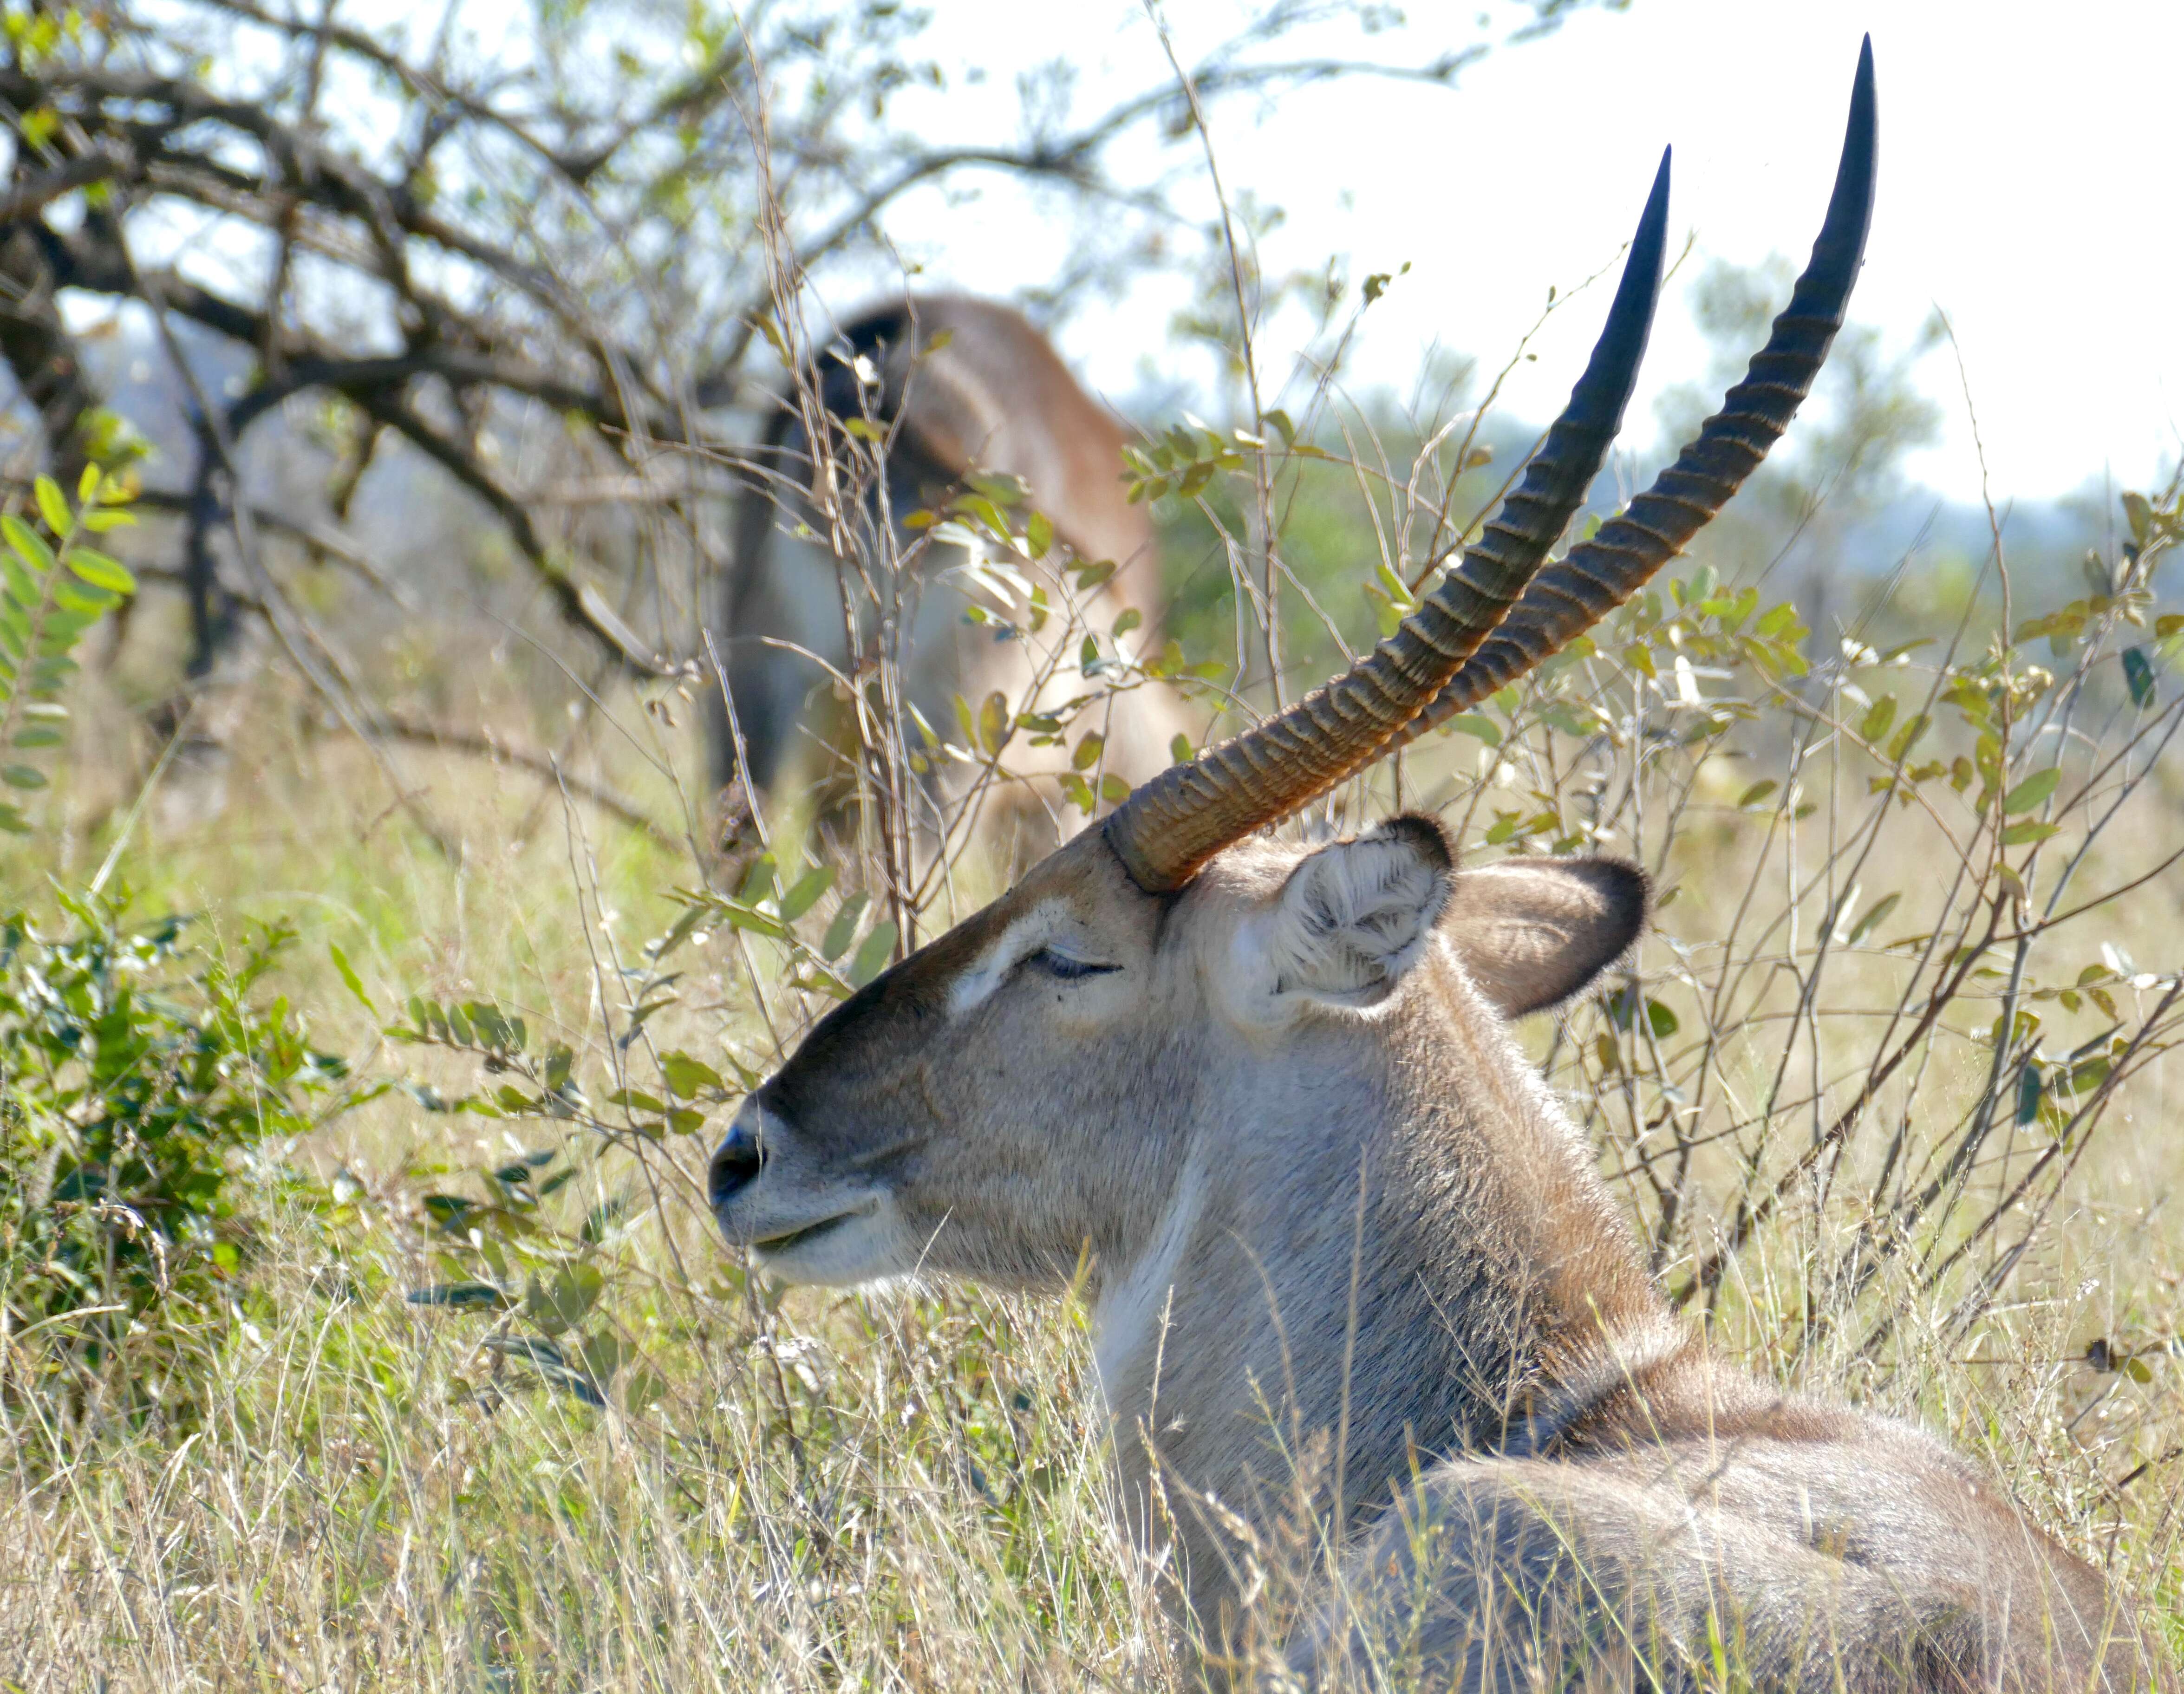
1072,732,1104,772
2001,769,2060,814
578,1331,631,1388
716,900,788,940
1099,772,1130,805
580,1196,633,1245
33,474,69,535
776,864,834,923
2,514,53,573
2123,645,2156,709
977,690,1010,756
406,1282,511,1310
736,853,776,903
1442,713,1502,748
1111,607,1142,639
2015,1062,2043,1126
624,1366,670,1416
848,921,898,987
821,892,868,963
51,578,117,617
64,548,134,594
1736,780,1778,810
421,1193,476,1229
486,1336,606,1407
328,943,376,1013
0,554,35,607
1169,733,1193,765
659,1050,724,1099
2000,820,2061,847
526,1264,605,1335
1024,510,1053,559
1,765,46,789
1886,714,1931,763
1845,892,1900,948
1858,694,1896,743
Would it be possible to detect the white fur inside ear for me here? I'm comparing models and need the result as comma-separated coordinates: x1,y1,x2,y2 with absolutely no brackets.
1266,824,1453,1008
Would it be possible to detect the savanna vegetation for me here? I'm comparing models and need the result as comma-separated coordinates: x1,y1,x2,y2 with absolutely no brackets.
0,0,2177,1687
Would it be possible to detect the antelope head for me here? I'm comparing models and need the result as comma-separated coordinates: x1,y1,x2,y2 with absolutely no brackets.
710,39,1877,1478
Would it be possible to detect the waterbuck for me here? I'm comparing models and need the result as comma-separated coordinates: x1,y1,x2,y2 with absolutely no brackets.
711,293,1190,816
709,44,2160,1691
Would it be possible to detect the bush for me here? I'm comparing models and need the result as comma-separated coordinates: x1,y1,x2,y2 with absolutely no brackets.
0,889,350,1422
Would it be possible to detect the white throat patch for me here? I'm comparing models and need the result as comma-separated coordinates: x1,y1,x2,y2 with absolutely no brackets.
1090,1156,1204,1411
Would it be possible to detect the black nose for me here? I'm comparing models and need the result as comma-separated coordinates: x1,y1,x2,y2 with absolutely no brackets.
709,1119,764,1207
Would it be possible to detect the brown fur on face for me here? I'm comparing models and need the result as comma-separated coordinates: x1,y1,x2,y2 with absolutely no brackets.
711,821,2161,1691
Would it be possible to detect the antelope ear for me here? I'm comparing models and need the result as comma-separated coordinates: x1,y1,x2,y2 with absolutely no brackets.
1444,858,1647,1016
1267,816,1455,1009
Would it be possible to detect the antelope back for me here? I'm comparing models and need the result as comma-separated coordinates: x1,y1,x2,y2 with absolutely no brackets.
712,295,1177,801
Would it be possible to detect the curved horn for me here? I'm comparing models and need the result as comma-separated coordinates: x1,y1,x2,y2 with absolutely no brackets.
1103,154,1672,893
1388,37,1878,752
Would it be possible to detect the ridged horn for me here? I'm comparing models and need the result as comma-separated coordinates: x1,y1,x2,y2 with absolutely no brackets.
1387,37,1878,753
1104,152,1673,894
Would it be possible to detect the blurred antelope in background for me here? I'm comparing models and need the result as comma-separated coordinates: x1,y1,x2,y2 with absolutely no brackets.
711,294,1193,840
709,44,2162,1692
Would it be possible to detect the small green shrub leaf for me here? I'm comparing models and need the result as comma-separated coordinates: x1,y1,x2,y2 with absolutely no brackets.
1845,892,1900,947
849,921,898,987
820,893,868,962
407,1282,511,1310
526,1264,605,1335
32,475,69,534
2,515,53,573
329,943,376,1012
65,549,134,593
2001,769,2060,814
2123,646,2156,708
659,1050,724,1099
977,691,1010,756
776,864,833,922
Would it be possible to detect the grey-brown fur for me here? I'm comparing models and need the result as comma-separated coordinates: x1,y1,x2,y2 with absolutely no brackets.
710,819,2161,1690
712,293,1188,804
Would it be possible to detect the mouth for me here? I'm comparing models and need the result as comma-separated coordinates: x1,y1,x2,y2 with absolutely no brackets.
749,1207,868,1257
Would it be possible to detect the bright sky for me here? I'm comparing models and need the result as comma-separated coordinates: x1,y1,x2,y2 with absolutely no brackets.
896,0,2184,508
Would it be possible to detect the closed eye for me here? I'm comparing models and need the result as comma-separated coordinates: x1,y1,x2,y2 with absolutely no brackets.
1026,946,1118,982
